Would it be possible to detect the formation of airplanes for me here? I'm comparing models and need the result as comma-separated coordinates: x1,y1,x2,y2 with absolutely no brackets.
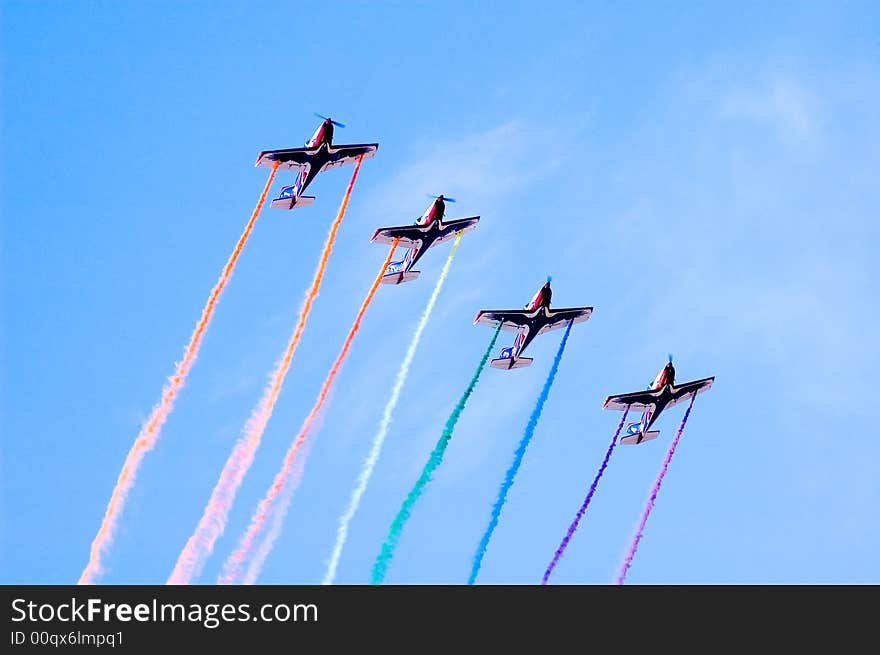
256,115,714,445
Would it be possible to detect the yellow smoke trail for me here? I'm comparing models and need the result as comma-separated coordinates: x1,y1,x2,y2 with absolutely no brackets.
78,164,279,584
218,240,399,584
167,158,364,584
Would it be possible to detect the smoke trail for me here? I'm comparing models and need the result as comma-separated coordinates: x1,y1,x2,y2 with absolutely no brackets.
167,158,364,585
467,321,573,585
218,241,399,584
541,408,629,585
240,431,314,585
78,164,279,585
321,234,464,585
371,323,502,585
615,393,697,585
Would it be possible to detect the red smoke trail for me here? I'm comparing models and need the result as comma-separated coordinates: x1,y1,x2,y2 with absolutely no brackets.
218,240,399,584
615,394,697,585
78,164,279,585
167,158,364,585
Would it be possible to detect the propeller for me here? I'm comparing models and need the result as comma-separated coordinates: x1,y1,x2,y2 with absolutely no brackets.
668,353,674,364
546,275,553,284
314,113,346,128
427,194,456,202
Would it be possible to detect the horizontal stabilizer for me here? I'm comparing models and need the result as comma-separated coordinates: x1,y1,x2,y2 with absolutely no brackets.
490,357,533,370
380,270,421,285
619,430,660,446
271,195,315,210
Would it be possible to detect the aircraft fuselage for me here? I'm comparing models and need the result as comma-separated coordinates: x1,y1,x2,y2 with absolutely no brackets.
633,362,677,437
288,120,337,199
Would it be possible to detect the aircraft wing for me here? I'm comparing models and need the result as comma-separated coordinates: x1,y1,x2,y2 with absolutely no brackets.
537,307,593,335
370,224,426,249
602,388,661,412
665,376,715,409
473,310,534,333
320,143,379,173
254,148,315,171
434,216,481,245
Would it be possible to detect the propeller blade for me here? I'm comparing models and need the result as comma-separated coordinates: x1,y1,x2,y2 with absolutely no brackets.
313,113,345,128
668,353,674,363
427,194,456,202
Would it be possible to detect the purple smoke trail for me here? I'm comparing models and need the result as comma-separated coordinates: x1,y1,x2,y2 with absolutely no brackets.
541,408,629,585
615,393,697,585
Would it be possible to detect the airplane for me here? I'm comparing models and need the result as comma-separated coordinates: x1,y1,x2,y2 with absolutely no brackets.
254,114,378,211
602,356,714,445
473,278,592,369
370,195,480,285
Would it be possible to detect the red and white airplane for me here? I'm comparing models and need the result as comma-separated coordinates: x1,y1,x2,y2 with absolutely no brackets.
474,278,592,369
603,356,714,445
371,195,480,285
254,114,378,210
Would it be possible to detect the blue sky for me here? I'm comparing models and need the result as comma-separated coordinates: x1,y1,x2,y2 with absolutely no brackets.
2,1,878,584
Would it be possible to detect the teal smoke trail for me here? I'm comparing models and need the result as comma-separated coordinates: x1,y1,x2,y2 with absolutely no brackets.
467,320,573,585
370,324,502,585
541,408,629,585
323,234,463,585
615,393,697,585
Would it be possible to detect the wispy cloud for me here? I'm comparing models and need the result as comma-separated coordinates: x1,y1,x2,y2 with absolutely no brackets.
719,72,820,143
369,120,562,210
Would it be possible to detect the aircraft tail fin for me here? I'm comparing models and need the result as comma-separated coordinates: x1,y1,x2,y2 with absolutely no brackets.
271,195,315,210
380,270,420,285
619,430,660,446
490,357,533,370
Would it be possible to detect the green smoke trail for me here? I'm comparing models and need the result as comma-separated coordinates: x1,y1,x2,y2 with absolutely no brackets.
370,324,502,584
324,234,463,585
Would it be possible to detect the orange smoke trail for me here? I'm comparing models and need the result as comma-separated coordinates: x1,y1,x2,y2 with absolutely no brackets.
78,164,279,585
218,240,399,584
167,157,364,585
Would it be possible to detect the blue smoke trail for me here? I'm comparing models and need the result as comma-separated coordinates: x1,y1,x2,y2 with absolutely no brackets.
468,320,574,584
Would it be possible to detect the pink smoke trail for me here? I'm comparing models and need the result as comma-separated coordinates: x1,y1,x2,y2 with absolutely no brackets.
541,408,629,585
615,394,697,585
239,433,315,585
78,164,279,584
218,241,398,584
166,157,364,585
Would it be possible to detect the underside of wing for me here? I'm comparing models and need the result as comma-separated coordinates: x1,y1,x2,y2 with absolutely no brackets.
434,216,481,245
666,376,715,408
254,148,314,171
370,225,424,249
602,389,660,412
538,307,593,334
473,310,532,333
322,143,379,172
